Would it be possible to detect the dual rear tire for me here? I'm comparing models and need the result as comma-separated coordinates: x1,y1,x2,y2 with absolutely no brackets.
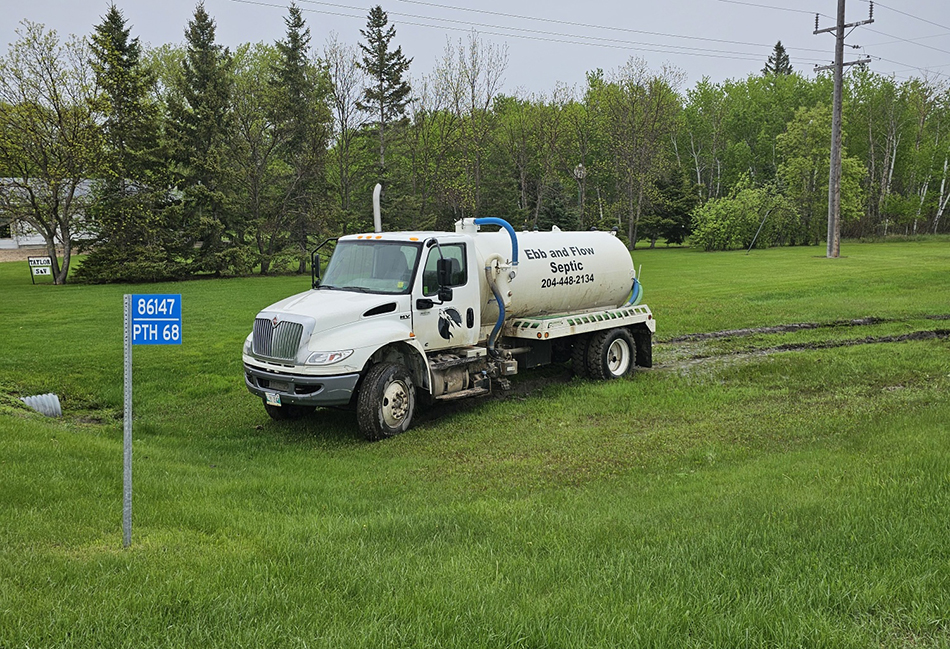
573,327,638,380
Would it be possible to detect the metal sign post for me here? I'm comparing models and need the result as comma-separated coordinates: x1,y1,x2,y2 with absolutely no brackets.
123,294,182,548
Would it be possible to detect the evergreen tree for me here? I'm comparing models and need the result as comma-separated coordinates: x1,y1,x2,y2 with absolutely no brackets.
640,167,699,247
265,3,331,273
167,3,243,275
270,4,311,153
357,5,411,175
763,41,793,75
78,5,176,283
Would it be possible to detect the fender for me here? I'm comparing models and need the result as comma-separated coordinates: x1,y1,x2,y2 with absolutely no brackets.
314,319,433,391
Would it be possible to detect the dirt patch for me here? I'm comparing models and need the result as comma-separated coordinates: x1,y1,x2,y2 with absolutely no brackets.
0,246,61,263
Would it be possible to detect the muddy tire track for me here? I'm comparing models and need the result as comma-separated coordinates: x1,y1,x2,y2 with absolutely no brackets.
655,327,950,372
662,314,950,344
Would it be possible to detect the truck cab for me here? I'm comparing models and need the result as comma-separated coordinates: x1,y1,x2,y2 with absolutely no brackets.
244,230,487,439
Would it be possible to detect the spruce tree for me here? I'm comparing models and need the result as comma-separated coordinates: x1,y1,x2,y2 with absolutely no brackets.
167,3,241,275
266,3,331,273
763,41,793,75
79,5,175,282
357,5,411,174
271,4,311,152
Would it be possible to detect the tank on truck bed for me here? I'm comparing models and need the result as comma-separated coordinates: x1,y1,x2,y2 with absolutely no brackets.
243,215,654,440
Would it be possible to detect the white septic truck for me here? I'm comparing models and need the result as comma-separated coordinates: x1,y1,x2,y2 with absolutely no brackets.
243,201,654,440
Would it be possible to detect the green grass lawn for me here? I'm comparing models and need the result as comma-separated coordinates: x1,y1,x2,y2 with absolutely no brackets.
2,239,949,648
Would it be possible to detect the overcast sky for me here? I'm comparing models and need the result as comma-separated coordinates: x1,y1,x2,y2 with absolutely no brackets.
2,0,948,95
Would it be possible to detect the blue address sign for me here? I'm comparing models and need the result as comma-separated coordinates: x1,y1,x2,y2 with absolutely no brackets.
131,294,182,345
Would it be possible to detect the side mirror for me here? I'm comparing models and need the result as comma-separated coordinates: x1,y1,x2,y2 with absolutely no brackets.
436,257,452,286
438,286,453,302
415,298,435,310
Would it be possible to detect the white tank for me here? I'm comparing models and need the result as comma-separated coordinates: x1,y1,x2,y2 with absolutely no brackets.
460,222,636,325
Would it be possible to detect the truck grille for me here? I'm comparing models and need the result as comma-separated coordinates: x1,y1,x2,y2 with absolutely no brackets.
253,318,304,361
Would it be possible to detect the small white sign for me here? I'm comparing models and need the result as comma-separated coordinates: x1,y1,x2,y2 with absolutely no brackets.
27,256,54,282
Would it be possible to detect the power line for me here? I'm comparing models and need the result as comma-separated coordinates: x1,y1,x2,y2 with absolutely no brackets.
865,32,950,48
392,0,828,52
865,54,950,80
230,0,826,65
864,26,950,57
717,0,833,19
303,0,778,59
856,0,950,33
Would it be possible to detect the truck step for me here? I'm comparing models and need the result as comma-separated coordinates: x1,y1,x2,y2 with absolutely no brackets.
434,386,491,401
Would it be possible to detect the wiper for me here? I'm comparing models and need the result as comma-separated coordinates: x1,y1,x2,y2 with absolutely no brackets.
337,285,372,293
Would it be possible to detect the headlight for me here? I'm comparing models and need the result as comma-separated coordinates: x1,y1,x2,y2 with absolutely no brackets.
305,349,354,366
243,336,252,355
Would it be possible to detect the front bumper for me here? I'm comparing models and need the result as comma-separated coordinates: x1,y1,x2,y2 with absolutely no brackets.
244,362,360,407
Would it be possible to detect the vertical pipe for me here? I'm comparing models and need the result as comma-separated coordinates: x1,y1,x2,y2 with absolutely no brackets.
373,183,382,233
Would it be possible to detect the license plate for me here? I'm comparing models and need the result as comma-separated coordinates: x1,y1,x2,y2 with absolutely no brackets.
265,392,281,406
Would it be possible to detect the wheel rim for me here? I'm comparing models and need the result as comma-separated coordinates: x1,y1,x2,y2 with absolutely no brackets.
381,379,411,428
606,338,631,376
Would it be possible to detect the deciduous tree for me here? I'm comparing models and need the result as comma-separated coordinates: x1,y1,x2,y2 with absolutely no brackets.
0,21,100,284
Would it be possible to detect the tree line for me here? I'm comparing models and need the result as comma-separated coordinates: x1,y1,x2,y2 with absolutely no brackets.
0,3,948,284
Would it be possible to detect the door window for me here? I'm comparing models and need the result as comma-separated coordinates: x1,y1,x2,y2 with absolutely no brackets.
422,243,466,296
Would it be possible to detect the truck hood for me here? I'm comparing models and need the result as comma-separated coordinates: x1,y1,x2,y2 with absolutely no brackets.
260,289,404,334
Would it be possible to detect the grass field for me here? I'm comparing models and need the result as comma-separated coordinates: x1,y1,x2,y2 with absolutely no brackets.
2,238,949,648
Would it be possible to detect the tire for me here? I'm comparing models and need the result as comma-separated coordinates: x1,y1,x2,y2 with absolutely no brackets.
571,333,592,378
263,401,315,421
357,363,416,441
586,328,636,380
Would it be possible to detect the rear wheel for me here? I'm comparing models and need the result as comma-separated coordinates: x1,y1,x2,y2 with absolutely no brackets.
357,363,416,441
263,401,315,421
586,328,636,380
571,334,592,378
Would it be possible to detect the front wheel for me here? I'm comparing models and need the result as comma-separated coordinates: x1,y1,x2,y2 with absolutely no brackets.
357,363,416,441
586,328,636,380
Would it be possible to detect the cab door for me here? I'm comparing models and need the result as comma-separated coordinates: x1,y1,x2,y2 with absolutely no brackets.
412,241,480,352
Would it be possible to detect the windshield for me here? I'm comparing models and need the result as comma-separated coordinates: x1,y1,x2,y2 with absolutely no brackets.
320,240,421,294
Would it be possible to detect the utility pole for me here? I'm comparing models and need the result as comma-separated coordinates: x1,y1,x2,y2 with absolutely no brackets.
814,0,872,258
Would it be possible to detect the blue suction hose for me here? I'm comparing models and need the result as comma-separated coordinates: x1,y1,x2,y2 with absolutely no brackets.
626,277,643,306
474,218,519,356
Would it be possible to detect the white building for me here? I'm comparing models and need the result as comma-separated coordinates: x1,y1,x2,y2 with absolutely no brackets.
0,218,47,249
0,178,91,249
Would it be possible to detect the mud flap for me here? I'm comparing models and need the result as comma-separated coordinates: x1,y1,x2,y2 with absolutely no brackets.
632,329,653,368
